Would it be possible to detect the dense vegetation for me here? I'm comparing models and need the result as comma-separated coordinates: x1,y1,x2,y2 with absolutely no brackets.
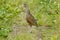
0,0,59,40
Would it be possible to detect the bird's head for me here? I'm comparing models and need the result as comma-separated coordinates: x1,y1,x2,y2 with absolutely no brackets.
24,3,28,8
23,3,30,13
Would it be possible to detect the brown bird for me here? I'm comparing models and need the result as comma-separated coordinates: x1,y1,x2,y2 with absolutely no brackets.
24,3,38,32
24,4,42,40
24,3,38,27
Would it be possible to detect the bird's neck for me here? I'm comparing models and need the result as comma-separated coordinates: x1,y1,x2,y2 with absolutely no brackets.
25,8,30,14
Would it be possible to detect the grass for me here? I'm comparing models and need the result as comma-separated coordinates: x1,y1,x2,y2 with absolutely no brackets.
0,0,60,40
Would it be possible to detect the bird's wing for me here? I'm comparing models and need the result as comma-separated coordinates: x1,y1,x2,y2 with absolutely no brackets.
26,14,37,25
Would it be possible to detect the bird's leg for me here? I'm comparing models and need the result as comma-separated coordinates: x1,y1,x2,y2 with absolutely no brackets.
27,25,34,33
28,25,36,33
27,25,32,33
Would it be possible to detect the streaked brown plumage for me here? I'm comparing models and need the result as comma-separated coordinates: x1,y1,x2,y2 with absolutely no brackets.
24,4,42,40
24,3,38,27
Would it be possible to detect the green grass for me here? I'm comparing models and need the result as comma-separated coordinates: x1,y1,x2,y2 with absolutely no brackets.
0,0,60,40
